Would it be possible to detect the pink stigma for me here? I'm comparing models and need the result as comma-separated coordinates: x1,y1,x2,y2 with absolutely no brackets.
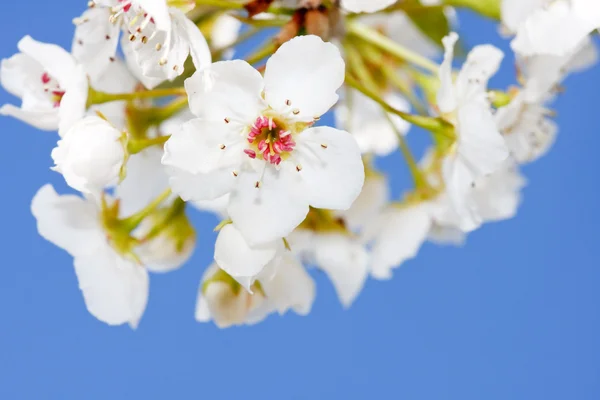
246,116,296,165
41,73,51,84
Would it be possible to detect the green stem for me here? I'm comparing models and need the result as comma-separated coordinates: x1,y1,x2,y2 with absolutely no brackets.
245,41,277,65
128,135,171,154
140,198,186,242
345,74,446,133
121,188,173,232
193,0,245,9
346,20,439,74
88,87,187,106
383,112,429,190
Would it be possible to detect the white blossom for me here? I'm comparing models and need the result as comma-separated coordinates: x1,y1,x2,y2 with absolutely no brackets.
31,184,149,328
0,36,88,135
336,89,411,156
51,116,127,196
437,32,509,232
196,257,315,328
74,0,211,87
290,229,369,307
163,35,364,246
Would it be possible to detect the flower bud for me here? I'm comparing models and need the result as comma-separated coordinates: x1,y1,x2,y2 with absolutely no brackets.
136,207,196,273
51,116,127,194
196,265,267,329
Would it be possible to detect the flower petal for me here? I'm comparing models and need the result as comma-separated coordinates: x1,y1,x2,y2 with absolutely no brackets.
261,253,315,316
228,164,309,246
314,234,369,308
185,60,264,123
294,126,365,210
437,32,459,113
166,166,238,202
0,104,58,131
162,118,244,174
17,36,77,89
369,204,432,280
455,44,504,103
264,35,345,122
72,6,120,80
214,224,278,280
31,184,105,258
74,246,149,328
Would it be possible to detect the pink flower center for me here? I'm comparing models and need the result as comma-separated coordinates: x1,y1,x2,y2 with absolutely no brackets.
246,116,296,166
40,73,65,108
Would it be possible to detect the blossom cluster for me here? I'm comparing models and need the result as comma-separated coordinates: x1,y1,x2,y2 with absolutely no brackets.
2,0,598,328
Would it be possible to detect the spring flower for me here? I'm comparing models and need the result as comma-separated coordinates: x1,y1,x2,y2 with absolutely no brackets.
73,0,211,87
51,116,127,195
196,258,315,328
510,0,600,58
0,36,88,135
163,35,364,246
336,89,411,156
31,184,149,328
437,32,509,232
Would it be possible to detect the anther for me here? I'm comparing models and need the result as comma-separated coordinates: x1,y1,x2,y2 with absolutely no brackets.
232,171,238,177
129,34,136,42
285,99,292,106
255,181,261,188
296,164,303,172
321,144,328,149
155,43,162,51
141,36,148,44
173,65,179,72
158,58,167,66
219,144,226,150
224,117,230,124
292,109,300,115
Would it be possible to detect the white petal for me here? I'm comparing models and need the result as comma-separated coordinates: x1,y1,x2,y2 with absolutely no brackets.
166,165,238,202
116,146,171,216
510,1,594,57
339,173,389,231
1,53,43,99
17,36,77,89
72,6,121,80
122,36,165,89
501,0,548,33
294,126,365,210
314,234,369,308
185,60,264,123
0,104,59,131
441,155,482,232
162,118,244,174
437,32,459,113
31,184,105,258
58,65,89,137
472,162,527,222
74,247,149,328
342,0,396,13
264,35,345,122
227,164,309,246
176,9,212,71
455,45,504,103
261,253,315,316
214,224,278,280
457,97,509,177
337,89,410,156
136,0,172,32
369,204,432,280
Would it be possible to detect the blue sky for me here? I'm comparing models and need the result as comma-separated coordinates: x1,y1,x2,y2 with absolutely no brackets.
1,2,599,399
